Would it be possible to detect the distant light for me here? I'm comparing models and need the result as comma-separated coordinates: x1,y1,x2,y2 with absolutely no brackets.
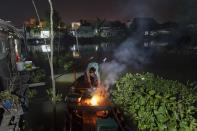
8,35,13,38
103,57,107,63
41,45,51,52
73,51,80,58
72,31,76,36
71,22,81,30
144,31,149,36
95,29,98,34
36,40,39,44
41,31,50,38
71,45,76,51
89,56,94,60
95,45,98,51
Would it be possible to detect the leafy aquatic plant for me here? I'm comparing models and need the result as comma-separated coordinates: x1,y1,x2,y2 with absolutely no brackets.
112,73,197,130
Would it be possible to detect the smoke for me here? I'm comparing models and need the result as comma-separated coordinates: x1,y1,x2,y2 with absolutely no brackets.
101,37,152,87
114,38,151,68
119,0,155,20
101,60,126,87
118,0,178,22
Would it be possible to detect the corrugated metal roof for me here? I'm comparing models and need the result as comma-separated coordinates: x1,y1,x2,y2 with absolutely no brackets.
0,19,23,38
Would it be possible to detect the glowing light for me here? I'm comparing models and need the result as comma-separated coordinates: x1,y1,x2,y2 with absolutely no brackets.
73,51,80,58
41,31,50,38
41,45,51,52
90,95,99,106
71,22,81,30
95,45,98,51
71,45,76,51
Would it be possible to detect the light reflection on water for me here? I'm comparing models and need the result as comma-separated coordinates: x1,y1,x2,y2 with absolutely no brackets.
26,40,197,130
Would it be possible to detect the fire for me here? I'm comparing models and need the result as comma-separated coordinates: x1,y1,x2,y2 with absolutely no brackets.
90,95,99,106
90,85,109,106
79,85,110,106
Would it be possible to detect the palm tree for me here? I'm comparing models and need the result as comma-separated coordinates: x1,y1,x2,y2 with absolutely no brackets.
45,10,63,31
95,17,106,36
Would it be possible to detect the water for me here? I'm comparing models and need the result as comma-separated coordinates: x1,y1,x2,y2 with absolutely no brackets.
72,43,197,83
25,40,197,131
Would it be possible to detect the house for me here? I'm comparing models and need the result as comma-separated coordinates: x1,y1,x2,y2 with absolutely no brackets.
143,28,175,48
99,21,126,38
71,22,81,30
131,17,159,31
0,19,23,90
129,17,160,37
71,26,95,38
100,27,124,38
126,20,132,28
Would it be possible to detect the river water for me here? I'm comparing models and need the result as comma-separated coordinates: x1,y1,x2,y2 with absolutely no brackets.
25,40,197,131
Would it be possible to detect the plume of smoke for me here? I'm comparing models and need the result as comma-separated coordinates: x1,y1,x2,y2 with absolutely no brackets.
114,38,151,68
101,60,126,88
101,37,152,87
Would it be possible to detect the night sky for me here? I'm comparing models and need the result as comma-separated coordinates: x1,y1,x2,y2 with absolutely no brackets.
0,0,180,25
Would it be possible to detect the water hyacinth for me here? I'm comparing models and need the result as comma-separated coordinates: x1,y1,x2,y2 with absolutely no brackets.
112,73,197,130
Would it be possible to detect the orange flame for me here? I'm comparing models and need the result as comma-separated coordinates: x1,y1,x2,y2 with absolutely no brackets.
79,85,109,106
90,95,99,106
90,85,108,106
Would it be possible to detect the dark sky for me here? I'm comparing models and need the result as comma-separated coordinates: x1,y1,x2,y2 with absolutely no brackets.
0,0,179,25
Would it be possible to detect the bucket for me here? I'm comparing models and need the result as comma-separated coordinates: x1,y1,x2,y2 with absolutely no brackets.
16,62,24,71
25,61,32,70
2,99,13,109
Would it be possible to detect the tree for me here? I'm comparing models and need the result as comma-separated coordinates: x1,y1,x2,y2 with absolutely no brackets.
45,10,63,31
95,17,106,28
79,19,91,26
111,20,126,28
95,17,106,36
